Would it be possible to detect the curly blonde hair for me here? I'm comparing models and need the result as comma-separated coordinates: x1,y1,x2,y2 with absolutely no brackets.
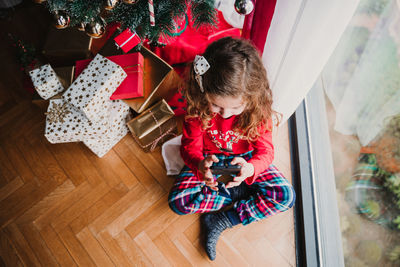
183,37,278,141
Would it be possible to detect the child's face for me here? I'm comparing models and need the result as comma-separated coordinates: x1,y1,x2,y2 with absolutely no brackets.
208,94,246,119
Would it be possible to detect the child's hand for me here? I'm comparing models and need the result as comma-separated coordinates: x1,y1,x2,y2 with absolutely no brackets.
226,157,254,188
198,155,219,191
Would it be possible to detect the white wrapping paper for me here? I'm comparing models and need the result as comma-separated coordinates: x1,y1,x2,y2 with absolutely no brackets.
44,99,88,144
29,64,65,100
63,54,127,123
82,100,130,157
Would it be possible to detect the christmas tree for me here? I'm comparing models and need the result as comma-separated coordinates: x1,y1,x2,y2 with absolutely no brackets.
41,0,217,45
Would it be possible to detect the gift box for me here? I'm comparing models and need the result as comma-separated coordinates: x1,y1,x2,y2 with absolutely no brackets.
32,66,75,111
63,54,127,123
83,121,129,157
75,53,144,100
83,131,128,157
44,99,88,144
114,28,141,53
83,100,130,140
127,99,177,152
42,27,93,67
123,47,182,113
83,100,130,157
29,64,65,100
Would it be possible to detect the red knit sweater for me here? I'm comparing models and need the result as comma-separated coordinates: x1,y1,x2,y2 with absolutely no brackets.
180,114,274,184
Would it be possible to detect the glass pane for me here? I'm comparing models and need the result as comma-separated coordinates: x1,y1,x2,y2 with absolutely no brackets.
319,0,400,266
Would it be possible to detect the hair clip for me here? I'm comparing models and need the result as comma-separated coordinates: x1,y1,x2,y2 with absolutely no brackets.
193,55,210,92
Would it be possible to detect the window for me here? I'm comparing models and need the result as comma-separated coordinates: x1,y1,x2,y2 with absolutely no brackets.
294,0,400,266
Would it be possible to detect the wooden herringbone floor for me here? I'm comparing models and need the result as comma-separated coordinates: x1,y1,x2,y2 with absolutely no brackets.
0,2,296,266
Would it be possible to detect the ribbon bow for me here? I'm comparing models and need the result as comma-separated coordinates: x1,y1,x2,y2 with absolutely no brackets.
193,55,210,92
45,102,71,124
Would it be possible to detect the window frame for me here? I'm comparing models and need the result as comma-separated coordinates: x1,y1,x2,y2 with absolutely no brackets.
290,80,345,267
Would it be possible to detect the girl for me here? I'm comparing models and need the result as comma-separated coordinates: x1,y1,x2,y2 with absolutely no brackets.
168,37,295,261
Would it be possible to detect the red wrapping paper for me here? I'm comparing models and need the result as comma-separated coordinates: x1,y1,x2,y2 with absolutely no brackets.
114,28,141,53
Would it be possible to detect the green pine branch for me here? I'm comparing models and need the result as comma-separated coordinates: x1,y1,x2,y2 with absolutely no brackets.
44,0,217,45
191,0,218,28
69,0,104,26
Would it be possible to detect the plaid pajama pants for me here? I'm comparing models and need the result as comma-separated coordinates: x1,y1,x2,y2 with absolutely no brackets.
168,152,296,225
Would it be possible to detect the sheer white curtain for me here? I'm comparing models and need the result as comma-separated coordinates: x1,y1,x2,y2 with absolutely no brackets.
322,0,400,146
263,0,360,123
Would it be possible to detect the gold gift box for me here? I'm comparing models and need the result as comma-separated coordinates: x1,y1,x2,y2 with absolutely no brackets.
127,99,177,152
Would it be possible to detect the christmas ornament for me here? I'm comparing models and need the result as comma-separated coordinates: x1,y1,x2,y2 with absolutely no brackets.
234,0,254,15
77,22,85,31
85,18,106,38
148,0,155,26
53,10,70,29
122,0,138,4
104,0,119,10
45,102,71,124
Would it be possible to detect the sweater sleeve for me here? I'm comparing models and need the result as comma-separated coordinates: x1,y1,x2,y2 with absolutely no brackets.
180,118,205,173
245,127,274,185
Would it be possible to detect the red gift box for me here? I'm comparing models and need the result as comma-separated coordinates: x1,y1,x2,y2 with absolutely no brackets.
114,28,141,53
75,53,144,100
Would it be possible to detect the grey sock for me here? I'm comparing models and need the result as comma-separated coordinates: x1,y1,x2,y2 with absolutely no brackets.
201,212,233,261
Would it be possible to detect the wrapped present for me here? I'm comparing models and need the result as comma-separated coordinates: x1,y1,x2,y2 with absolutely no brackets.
42,26,92,67
83,100,130,140
63,54,127,123
127,99,177,152
83,100,130,157
123,46,182,113
83,131,128,157
83,124,129,157
114,28,141,53
29,64,65,100
32,66,75,111
75,53,144,100
44,99,88,144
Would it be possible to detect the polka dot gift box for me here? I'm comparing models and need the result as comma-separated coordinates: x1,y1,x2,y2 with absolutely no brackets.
44,98,88,144
29,64,65,100
63,54,127,123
